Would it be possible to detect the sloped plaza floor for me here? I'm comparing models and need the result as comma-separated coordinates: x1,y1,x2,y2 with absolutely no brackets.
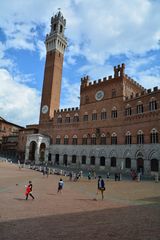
0,161,160,240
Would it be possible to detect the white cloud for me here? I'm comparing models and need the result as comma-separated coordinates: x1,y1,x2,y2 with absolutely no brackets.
64,0,160,64
0,42,14,69
78,63,113,81
0,0,160,125
60,77,80,108
126,54,160,89
0,0,160,62
0,69,40,126
138,74,160,89
37,40,46,60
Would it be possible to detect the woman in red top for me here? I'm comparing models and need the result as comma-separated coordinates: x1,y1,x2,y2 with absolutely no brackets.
25,181,35,200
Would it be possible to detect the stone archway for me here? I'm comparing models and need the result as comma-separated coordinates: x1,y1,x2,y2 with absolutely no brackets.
148,150,159,173
151,159,159,172
39,143,46,164
137,158,144,174
29,141,37,163
136,151,144,174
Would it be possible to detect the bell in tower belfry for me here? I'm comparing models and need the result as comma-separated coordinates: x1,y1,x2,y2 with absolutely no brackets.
39,11,67,124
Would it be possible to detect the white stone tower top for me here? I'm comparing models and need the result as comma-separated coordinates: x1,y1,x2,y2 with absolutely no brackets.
45,10,67,54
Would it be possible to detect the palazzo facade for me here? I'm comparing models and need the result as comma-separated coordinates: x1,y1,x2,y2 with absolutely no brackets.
24,11,160,175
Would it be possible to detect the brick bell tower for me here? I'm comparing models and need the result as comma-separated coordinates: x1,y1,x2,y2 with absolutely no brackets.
39,11,67,124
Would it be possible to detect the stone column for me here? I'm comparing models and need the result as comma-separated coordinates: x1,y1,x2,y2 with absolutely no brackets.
67,155,72,166
45,148,49,164
105,158,110,171
131,158,136,170
144,159,150,175
86,156,90,166
25,146,30,162
35,142,40,164
51,154,55,165
95,157,99,168
59,155,63,165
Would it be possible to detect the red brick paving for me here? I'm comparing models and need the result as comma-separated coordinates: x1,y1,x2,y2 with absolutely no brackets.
0,161,160,240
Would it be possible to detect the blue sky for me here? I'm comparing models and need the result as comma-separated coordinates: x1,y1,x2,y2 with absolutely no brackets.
0,0,160,126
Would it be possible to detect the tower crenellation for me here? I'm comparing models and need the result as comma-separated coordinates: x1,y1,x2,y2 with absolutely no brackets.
45,11,67,54
81,75,90,87
114,63,125,77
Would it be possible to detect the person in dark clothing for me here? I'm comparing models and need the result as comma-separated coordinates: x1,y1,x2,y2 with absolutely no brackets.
97,176,105,200
57,178,64,194
25,181,35,200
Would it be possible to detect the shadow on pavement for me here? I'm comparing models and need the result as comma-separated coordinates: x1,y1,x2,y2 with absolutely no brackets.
0,204,160,240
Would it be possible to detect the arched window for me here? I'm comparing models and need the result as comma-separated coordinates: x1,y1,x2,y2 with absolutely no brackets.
100,156,105,166
125,104,132,116
151,159,159,172
91,133,96,145
55,154,59,165
60,24,63,33
56,135,61,144
111,157,116,167
149,97,157,111
137,101,143,114
90,156,95,165
73,113,79,122
111,106,117,118
82,155,86,165
83,112,88,121
82,134,88,145
53,24,56,31
125,131,132,144
64,135,69,145
72,155,77,163
137,130,144,144
57,115,62,123
101,108,107,120
72,135,78,145
92,110,97,120
150,129,158,143
63,154,68,166
100,133,106,144
125,158,131,168
111,132,117,145
112,89,116,97
65,114,70,123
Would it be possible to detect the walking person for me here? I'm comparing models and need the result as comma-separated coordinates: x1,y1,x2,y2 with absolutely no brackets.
25,181,35,200
18,160,22,170
57,178,64,194
69,172,72,181
97,176,105,200
46,166,49,177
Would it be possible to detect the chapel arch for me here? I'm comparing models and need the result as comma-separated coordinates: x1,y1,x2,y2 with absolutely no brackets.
29,141,37,162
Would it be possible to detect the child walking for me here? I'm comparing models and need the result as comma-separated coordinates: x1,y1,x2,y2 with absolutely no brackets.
25,181,35,200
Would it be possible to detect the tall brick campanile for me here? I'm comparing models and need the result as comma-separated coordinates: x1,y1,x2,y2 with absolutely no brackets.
39,11,67,123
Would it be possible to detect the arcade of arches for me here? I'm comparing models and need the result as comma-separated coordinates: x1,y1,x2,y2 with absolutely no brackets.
25,135,160,175
52,153,159,173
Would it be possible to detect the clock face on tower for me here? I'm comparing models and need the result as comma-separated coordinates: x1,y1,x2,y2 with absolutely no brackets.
42,105,49,114
95,90,104,101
